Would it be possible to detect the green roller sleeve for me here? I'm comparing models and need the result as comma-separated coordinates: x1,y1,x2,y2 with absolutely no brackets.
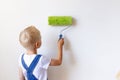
48,16,72,26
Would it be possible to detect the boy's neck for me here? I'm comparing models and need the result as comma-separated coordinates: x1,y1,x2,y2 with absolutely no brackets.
26,49,37,55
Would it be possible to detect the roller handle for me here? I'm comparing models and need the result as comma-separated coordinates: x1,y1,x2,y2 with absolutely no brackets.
59,34,63,40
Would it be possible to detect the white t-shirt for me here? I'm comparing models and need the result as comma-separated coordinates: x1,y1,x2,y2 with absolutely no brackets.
19,53,51,80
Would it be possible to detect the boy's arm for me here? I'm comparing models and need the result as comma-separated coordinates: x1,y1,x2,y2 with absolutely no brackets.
49,39,64,66
19,66,25,80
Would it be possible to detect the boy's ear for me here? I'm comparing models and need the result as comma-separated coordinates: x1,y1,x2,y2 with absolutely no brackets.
35,41,41,48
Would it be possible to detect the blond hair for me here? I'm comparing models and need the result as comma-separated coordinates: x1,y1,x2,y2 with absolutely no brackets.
19,26,41,50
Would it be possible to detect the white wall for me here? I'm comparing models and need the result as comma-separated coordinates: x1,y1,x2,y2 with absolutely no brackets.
0,0,120,80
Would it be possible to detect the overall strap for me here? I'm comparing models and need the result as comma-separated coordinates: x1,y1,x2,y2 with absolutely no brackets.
21,54,28,70
21,54,41,73
28,55,41,72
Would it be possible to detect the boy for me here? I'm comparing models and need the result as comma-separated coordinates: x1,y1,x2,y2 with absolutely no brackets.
18,26,64,80
116,71,120,80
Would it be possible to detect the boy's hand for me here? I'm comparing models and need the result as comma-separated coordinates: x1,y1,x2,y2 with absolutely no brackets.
58,38,64,47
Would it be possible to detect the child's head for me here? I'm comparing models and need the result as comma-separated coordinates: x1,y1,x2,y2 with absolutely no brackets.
19,26,41,50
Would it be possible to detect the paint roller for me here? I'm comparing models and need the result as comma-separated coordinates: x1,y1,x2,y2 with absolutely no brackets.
48,16,72,39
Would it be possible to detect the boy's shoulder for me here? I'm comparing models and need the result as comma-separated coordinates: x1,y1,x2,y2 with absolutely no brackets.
19,53,51,60
19,53,51,70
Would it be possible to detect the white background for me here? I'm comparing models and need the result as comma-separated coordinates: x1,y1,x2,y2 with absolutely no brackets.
0,0,120,80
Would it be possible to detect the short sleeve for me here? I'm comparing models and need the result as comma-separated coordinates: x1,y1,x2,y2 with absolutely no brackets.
18,53,23,67
40,56,51,69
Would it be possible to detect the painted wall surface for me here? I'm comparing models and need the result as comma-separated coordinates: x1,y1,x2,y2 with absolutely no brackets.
0,0,120,80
